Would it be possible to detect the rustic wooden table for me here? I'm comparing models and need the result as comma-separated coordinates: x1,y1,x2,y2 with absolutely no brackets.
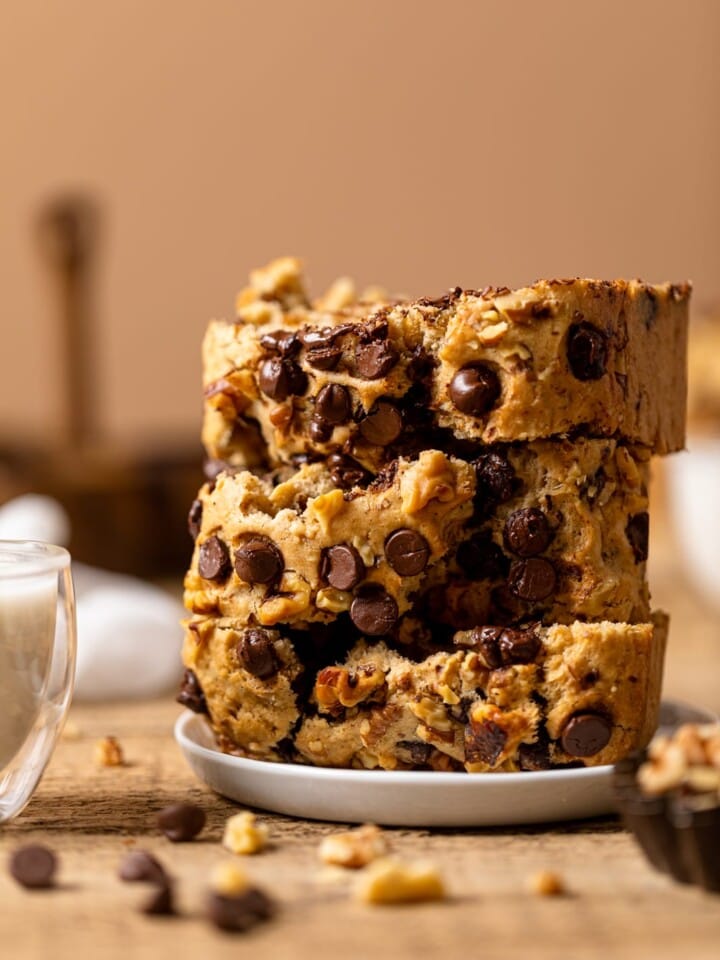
2,491,720,959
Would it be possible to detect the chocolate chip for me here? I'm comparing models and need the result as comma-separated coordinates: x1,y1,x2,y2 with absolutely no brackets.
306,342,342,370
355,340,398,379
560,712,612,757
396,740,432,766
469,626,504,669
237,628,279,679
350,586,399,636
176,668,208,714
358,401,402,446
456,534,508,580
142,882,175,916
309,416,333,443
320,544,365,591
118,850,167,884
198,535,231,582
518,732,552,771
157,803,206,842
206,887,274,932
258,357,307,400
498,626,541,665
503,507,553,557
508,558,557,601
9,845,57,889
187,499,203,539
328,453,370,490
259,329,300,357
449,364,501,417
464,719,507,765
626,512,649,563
474,451,516,504
566,321,608,380
234,538,284,584
315,383,351,424
384,529,430,576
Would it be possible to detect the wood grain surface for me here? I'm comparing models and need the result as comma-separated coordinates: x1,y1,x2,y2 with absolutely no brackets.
2,488,720,960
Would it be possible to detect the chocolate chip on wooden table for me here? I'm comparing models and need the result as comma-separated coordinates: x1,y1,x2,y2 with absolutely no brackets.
118,850,167,884
508,557,557,601
315,383,351,424
320,544,365,591
157,803,206,842
626,512,649,563
9,845,57,889
456,533,508,580
234,537,284,585
198,535,231,581
358,400,402,446
237,629,279,679
258,357,307,400
449,364,501,416
350,586,399,636
384,528,430,576
473,451,516,505
560,712,612,757
206,887,274,933
566,321,608,380
142,882,176,916
503,507,553,557
187,499,203,539
176,668,208,714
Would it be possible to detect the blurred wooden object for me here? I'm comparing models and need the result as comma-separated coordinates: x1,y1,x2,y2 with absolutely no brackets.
0,194,200,576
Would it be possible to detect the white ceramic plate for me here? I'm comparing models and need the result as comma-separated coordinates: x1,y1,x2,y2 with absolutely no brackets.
175,700,716,827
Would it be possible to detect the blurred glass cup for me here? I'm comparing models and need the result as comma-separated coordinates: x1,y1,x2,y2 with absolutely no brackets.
0,541,75,823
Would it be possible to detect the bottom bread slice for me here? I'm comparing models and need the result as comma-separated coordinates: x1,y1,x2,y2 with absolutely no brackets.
180,613,667,772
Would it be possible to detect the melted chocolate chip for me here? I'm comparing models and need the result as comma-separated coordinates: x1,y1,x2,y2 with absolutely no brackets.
384,528,430,577
258,357,307,400
358,401,402,446
320,544,366,591
518,730,552,771
157,803,206,842
560,712,612,757
355,340,399,379
237,629,279,679
187,499,203,539
9,845,57,889
503,507,553,558
234,538,284,585
396,740,432,766
315,383,351,424
309,416,333,442
464,719,507,765
566,321,608,380
507,557,557,601
626,512,649,563
498,626,541,665
259,329,300,357
328,453,370,490
176,668,208,714
306,342,342,370
449,364,501,417
350,586,399,636
474,451,516,505
456,533,509,580
198,536,231,582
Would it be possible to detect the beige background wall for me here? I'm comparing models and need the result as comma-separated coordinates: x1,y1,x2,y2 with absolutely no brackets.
1,0,717,447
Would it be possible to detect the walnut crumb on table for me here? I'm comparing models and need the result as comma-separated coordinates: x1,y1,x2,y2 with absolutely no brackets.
318,824,389,869
222,811,269,855
527,870,566,896
354,858,446,905
93,736,124,767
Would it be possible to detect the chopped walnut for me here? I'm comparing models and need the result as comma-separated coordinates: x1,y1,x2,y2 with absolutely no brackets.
211,862,250,896
527,870,565,896
409,697,453,733
94,736,125,767
315,665,387,713
315,587,352,613
355,857,446,905
307,489,345,533
318,825,389,869
222,812,269,855
638,723,720,796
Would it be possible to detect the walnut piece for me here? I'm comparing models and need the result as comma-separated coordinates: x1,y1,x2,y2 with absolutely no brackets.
638,723,720,795
355,857,446,905
222,812,269,855
211,862,250,896
527,869,565,896
318,824,389,869
94,736,124,767
315,665,386,712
